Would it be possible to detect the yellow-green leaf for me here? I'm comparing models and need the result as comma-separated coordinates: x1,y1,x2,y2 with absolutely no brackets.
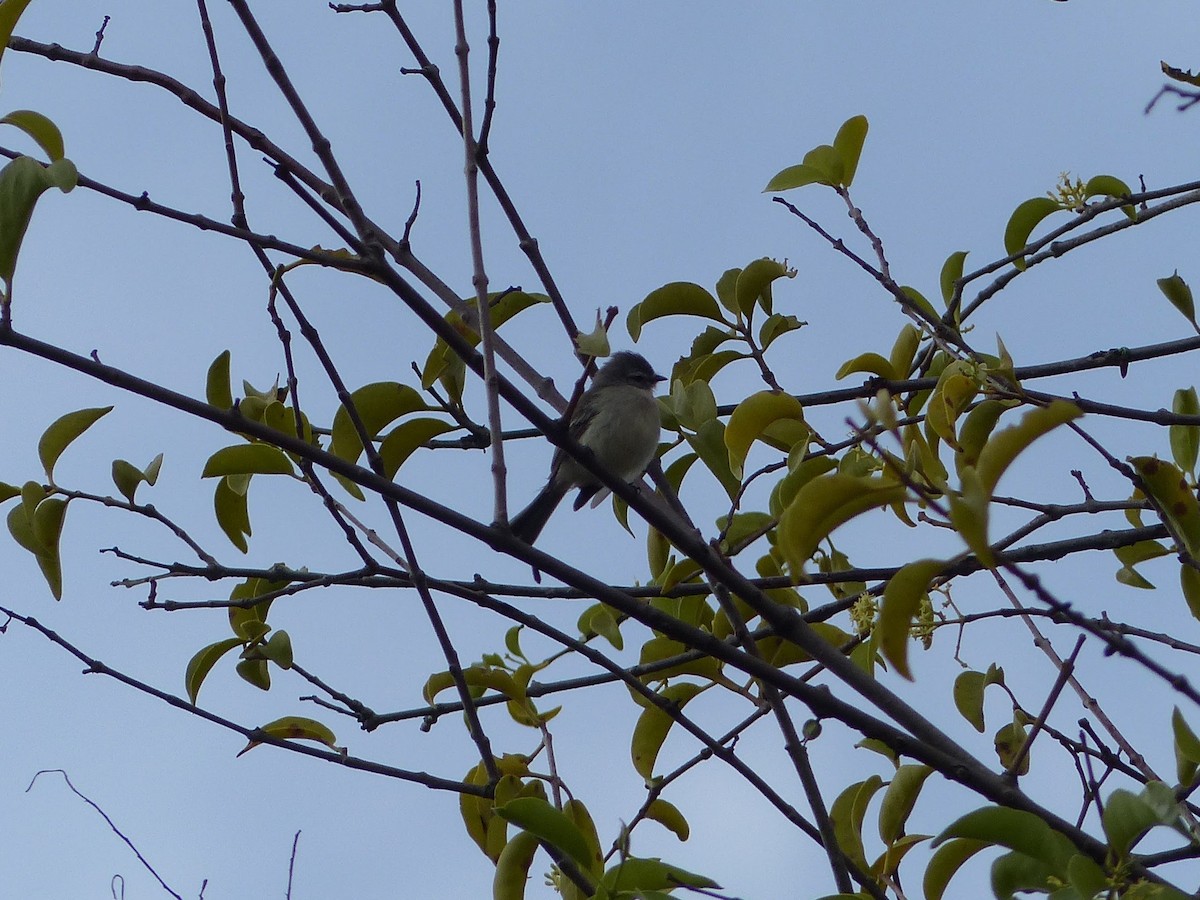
1171,387,1200,476
734,257,793,317
878,764,934,844
0,109,65,162
496,797,594,871
832,114,869,187
202,444,295,478
923,838,989,900
1004,197,1062,270
631,683,703,782
888,324,921,380
1084,174,1136,220
185,637,242,704
1158,271,1196,328
214,475,251,552
378,418,455,478
38,406,113,480
205,349,233,408
111,453,163,505
1173,707,1200,786
627,282,724,341
835,352,895,382
492,830,540,900
0,155,77,286
879,559,944,680
777,473,906,572
0,0,36,68
645,799,690,841
974,401,1081,497
329,382,427,464
724,391,805,480
255,715,338,749
1182,565,1200,622
1130,456,1200,557
830,775,885,872
940,250,969,307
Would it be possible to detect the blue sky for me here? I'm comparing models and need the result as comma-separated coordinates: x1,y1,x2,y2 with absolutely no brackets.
2,2,1200,898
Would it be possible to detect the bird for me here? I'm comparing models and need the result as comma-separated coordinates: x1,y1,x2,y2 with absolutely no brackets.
510,351,666,545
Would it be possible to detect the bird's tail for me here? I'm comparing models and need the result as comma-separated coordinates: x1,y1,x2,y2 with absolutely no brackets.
510,482,569,545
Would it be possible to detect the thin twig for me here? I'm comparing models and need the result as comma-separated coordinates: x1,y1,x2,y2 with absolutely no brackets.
27,769,183,900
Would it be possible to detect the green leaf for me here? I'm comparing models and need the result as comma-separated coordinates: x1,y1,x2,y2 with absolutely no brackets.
214,475,251,552
683,419,741,500
1130,457,1200,556
496,797,595,871
264,630,294,669
644,799,689,841
934,806,1076,875
1084,174,1136,220
329,382,428,464
801,143,844,186
724,390,805,480
940,250,969,307
836,351,895,381
1171,387,1200,476
0,110,65,162
378,418,455,478
574,315,611,358
994,721,1029,775
878,764,933,843
38,406,113,480
974,401,1081,497
880,338,916,396
900,285,938,320
1158,271,1197,329
759,312,805,349
111,453,163,504
832,114,869,187
206,349,233,409
562,799,604,878
1181,564,1200,621
1101,789,1161,859
925,362,980,450
235,657,270,691
627,282,724,341
953,669,1003,733
923,837,989,900
422,670,457,705
492,830,540,900
830,775,885,872
764,162,831,193
1003,197,1062,270
9,495,67,599
202,444,295,478
0,155,77,287
578,603,623,651
777,473,906,573
0,0,35,69
600,857,719,892
630,683,703,782
990,850,1057,900
734,257,793,317
879,559,944,680
184,637,243,704
254,715,338,749
1173,707,1200,786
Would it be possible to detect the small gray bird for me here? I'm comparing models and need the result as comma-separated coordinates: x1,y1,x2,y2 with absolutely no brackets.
510,351,666,545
